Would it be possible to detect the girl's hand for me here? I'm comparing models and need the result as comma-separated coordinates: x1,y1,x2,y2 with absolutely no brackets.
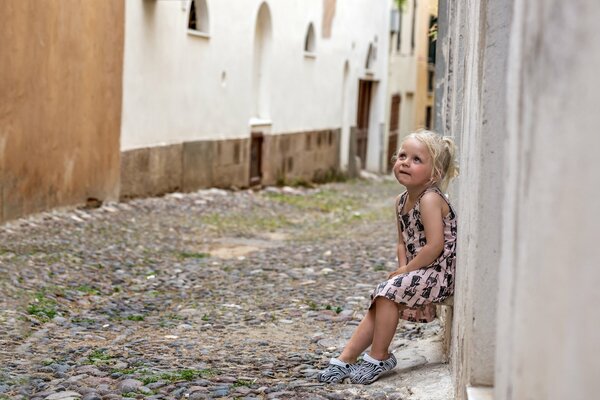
388,265,408,279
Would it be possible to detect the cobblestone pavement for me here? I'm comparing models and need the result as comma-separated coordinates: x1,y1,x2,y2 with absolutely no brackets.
0,178,452,400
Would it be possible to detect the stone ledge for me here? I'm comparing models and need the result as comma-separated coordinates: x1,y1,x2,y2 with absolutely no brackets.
467,386,494,400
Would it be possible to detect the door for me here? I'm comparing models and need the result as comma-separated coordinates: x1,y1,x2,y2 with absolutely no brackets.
356,79,373,169
387,94,401,172
250,132,263,185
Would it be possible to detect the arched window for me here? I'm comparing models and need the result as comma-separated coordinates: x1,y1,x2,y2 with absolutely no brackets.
304,23,316,54
253,2,273,119
188,0,210,36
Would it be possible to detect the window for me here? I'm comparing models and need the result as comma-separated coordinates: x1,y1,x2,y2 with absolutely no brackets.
428,16,437,64
397,9,403,52
410,0,416,54
425,106,433,129
427,65,435,93
390,8,403,53
304,23,316,55
188,0,210,36
390,94,401,132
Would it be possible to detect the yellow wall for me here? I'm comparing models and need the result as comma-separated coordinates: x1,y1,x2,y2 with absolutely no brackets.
0,1,124,222
414,0,436,129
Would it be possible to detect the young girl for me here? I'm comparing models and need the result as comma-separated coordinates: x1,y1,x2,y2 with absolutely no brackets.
317,130,458,385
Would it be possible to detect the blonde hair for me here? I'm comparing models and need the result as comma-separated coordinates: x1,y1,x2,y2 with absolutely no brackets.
395,130,459,191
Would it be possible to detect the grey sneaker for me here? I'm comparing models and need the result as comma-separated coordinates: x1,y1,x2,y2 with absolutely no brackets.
317,358,355,383
349,353,397,384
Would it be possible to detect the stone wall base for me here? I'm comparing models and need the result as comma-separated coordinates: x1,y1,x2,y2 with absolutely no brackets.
120,128,341,199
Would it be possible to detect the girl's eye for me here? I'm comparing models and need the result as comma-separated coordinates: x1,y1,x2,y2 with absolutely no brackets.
414,157,421,163
398,153,406,159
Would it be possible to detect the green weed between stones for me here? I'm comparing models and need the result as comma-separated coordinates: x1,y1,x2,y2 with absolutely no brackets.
159,312,184,328
373,262,387,271
325,304,343,314
306,300,343,314
177,251,210,259
26,290,59,321
87,349,113,364
306,300,319,311
111,367,137,375
74,284,101,295
71,317,96,325
264,189,359,213
140,368,218,385
233,379,254,387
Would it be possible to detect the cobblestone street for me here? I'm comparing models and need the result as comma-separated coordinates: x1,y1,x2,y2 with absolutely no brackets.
0,178,452,400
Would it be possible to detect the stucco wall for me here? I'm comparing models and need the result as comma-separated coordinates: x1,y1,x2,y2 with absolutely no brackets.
0,1,124,223
441,0,600,399
495,1,600,399
121,0,390,172
437,0,512,398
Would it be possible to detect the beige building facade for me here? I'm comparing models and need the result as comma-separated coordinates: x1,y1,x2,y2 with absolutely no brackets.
437,0,600,399
0,1,124,223
385,0,437,171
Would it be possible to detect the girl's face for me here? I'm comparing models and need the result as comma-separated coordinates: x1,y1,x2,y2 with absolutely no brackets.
393,138,435,189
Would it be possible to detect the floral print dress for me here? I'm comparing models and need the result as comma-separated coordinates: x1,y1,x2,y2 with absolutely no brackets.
370,186,457,323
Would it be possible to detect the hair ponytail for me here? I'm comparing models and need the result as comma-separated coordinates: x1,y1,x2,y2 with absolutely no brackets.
438,136,459,192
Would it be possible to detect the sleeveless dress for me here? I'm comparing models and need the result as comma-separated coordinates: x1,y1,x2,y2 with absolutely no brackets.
370,186,457,323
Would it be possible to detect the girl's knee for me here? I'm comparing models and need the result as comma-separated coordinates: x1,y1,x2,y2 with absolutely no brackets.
375,296,398,307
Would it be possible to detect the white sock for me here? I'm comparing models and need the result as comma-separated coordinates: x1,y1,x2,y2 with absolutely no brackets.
330,357,352,368
363,353,387,365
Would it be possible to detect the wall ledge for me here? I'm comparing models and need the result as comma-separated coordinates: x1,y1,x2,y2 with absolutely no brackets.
466,386,494,400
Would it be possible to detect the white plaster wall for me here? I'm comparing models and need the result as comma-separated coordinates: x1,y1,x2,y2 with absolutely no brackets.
437,0,513,397
121,0,390,173
495,1,600,399
451,2,485,394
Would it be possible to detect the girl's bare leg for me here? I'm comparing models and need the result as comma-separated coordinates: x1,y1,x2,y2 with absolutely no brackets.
369,296,400,360
338,307,376,363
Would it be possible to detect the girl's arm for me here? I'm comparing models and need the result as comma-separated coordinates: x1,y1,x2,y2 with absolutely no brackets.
403,191,445,273
397,241,407,269
395,195,408,267
389,196,408,278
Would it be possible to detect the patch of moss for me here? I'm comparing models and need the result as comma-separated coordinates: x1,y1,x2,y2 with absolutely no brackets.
26,291,59,321
140,368,218,385
88,348,113,364
178,251,210,259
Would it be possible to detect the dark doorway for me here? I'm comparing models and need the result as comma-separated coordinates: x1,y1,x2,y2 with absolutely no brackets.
250,132,263,186
425,106,433,129
356,79,373,169
387,94,401,172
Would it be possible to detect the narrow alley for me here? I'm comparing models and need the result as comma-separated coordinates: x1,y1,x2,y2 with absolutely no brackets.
0,179,452,400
